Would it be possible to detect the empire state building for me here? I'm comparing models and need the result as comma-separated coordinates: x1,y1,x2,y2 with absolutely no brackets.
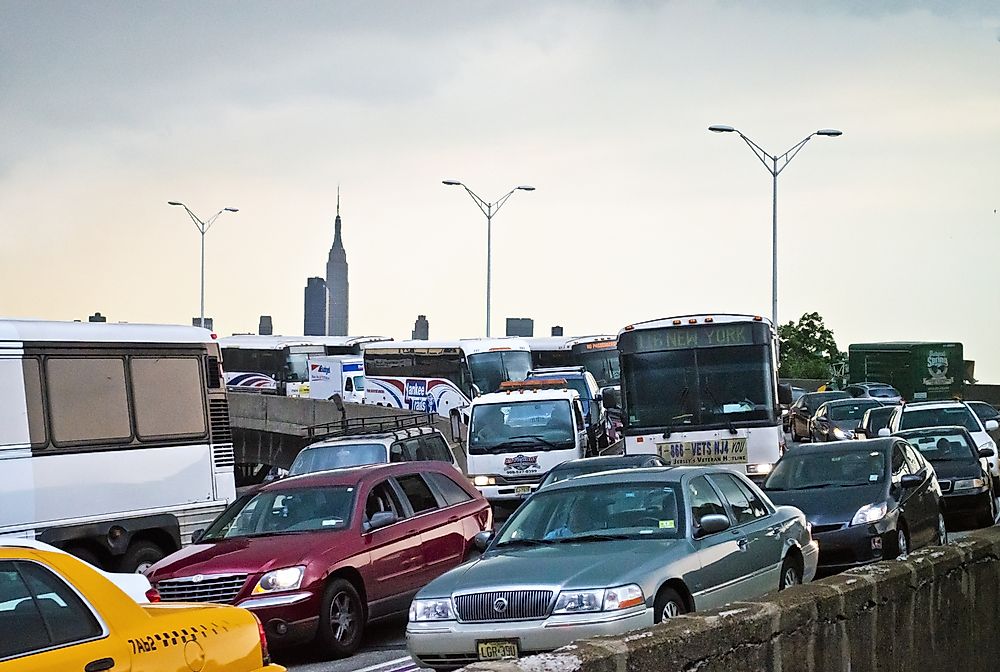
325,191,349,336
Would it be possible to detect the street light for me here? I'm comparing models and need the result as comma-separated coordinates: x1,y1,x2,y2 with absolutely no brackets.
167,201,239,328
442,181,535,337
708,125,841,327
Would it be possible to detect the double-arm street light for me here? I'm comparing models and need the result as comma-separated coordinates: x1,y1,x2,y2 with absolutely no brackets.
708,125,842,327
442,181,535,337
167,201,239,328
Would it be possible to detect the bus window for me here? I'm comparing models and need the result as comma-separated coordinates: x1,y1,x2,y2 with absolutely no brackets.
130,357,207,440
46,358,131,446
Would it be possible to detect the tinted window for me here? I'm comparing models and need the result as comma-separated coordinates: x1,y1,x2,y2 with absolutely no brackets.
899,407,980,432
47,357,131,445
389,438,421,463
901,444,924,473
0,561,46,658
364,480,406,522
22,358,46,446
202,486,355,539
131,357,207,440
869,386,900,399
828,401,882,421
892,445,908,478
689,475,727,525
419,435,454,462
396,474,439,513
289,443,387,474
426,472,474,506
712,473,767,525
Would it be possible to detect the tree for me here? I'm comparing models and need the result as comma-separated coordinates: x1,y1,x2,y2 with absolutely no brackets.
778,312,843,380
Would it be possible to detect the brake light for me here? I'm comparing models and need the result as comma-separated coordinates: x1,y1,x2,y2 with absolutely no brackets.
253,613,271,666
145,588,161,603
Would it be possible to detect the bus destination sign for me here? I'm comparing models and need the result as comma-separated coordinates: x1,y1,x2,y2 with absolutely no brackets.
626,324,761,353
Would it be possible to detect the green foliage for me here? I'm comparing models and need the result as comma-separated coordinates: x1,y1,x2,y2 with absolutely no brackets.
778,312,843,380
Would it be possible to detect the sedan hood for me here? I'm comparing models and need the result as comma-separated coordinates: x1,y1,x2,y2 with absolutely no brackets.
767,485,885,526
419,538,683,598
147,531,348,580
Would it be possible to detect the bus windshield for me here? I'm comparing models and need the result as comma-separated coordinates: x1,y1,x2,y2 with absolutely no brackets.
467,350,532,393
469,399,576,454
573,347,621,387
623,344,775,428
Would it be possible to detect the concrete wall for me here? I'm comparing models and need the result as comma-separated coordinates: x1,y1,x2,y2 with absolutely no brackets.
465,527,1000,672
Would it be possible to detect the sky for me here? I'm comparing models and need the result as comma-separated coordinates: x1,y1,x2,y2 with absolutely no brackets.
2,1,999,378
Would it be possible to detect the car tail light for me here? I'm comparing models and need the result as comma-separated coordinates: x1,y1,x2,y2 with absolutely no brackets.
253,613,271,666
144,588,161,603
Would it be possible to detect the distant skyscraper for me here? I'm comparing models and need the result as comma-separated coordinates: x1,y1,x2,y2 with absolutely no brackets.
88,312,107,323
551,325,564,337
304,277,327,336
506,318,534,338
326,188,349,337
412,315,429,340
259,315,273,336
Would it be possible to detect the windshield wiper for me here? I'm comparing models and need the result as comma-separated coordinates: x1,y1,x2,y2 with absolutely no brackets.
494,538,554,548
663,386,690,439
507,434,561,448
701,384,738,435
787,482,868,490
553,533,633,543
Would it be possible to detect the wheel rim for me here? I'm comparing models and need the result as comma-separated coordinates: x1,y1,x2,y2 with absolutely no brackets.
898,529,908,556
938,514,948,545
135,561,154,574
330,591,358,643
661,600,681,620
783,566,801,588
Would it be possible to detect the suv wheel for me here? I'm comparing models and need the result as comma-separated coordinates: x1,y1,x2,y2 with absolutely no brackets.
317,579,365,658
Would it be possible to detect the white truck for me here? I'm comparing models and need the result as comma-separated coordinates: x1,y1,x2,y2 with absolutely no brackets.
306,355,365,404
464,379,590,504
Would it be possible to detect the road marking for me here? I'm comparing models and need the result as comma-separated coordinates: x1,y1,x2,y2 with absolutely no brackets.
351,656,415,672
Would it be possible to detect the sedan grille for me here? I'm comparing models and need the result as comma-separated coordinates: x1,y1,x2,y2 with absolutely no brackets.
455,590,553,622
156,574,248,604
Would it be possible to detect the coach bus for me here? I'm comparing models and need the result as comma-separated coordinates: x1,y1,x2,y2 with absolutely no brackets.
363,338,532,418
0,319,235,572
526,335,620,386
618,314,789,480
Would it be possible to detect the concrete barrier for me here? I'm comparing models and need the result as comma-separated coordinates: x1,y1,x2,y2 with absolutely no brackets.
463,527,1000,672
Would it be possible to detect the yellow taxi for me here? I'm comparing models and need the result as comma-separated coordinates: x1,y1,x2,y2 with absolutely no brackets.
0,547,284,672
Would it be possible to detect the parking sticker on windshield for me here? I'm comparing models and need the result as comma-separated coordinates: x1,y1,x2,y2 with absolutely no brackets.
659,520,675,529
869,475,879,482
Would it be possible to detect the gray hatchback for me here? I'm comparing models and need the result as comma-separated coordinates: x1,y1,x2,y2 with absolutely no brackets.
406,467,817,670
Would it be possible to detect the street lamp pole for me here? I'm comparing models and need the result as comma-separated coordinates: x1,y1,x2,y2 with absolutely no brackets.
442,181,535,337
167,202,239,328
708,125,842,327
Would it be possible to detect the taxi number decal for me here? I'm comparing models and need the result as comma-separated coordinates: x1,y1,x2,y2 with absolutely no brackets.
128,636,158,654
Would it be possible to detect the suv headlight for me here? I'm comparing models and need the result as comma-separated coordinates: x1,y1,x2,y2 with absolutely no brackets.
409,598,455,621
851,502,888,527
252,566,304,594
953,478,987,492
552,584,644,614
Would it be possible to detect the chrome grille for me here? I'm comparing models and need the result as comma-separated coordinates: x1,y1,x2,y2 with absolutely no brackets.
156,573,248,604
209,398,233,443
455,590,553,622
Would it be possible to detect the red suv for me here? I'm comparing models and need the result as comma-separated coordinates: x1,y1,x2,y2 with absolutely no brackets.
145,462,491,658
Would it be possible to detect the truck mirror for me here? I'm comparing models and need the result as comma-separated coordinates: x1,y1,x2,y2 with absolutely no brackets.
450,409,463,442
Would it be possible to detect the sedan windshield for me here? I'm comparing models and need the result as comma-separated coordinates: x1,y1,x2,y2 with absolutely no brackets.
469,400,575,455
765,448,887,491
467,350,532,393
289,443,387,475
828,401,882,421
897,431,977,461
899,407,980,433
202,486,355,540
495,482,684,543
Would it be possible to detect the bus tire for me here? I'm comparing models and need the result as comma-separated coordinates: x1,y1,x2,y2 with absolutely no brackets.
120,541,165,574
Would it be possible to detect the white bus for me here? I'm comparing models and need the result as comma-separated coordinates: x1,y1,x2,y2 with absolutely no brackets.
219,335,390,396
362,338,533,418
618,314,789,481
0,319,235,572
526,335,621,387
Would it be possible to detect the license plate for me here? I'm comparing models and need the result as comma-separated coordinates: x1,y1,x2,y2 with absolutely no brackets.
656,438,748,466
478,639,519,660
514,485,532,495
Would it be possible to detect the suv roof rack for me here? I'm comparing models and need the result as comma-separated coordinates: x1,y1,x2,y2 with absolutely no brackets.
306,412,436,441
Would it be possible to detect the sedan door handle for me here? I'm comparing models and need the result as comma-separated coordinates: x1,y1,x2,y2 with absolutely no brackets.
85,659,115,672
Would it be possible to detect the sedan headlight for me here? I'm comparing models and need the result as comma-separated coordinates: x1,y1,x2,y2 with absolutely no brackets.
409,598,456,621
553,584,644,614
473,475,496,487
252,566,304,594
953,478,987,492
851,502,888,527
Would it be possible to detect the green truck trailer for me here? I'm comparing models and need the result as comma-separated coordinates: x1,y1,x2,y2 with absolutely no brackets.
848,342,964,401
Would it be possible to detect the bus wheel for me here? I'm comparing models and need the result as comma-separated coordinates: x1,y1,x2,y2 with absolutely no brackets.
120,541,165,574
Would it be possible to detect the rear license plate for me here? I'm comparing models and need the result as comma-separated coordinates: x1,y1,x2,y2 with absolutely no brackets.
514,485,532,495
478,639,519,660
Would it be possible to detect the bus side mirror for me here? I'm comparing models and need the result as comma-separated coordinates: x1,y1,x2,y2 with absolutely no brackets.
777,384,793,406
602,387,621,410
450,408,463,442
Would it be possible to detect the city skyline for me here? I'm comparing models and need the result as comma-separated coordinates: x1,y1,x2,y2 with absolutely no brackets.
1,2,999,377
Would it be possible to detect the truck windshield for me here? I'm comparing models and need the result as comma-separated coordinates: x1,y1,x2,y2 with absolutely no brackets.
467,350,532,393
469,399,576,454
289,443,387,475
286,353,312,382
573,348,621,387
202,486,355,540
623,344,775,428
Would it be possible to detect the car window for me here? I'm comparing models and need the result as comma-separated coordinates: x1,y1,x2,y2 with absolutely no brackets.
364,480,406,523
396,474,439,513
0,561,103,659
712,473,767,524
899,407,980,432
901,443,924,473
688,476,727,528
419,434,454,462
425,471,474,506
891,445,908,479
344,377,354,392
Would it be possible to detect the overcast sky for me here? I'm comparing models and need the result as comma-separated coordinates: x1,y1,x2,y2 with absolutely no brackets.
2,1,999,377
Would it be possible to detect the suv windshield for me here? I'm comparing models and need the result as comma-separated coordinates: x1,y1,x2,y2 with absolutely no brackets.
469,399,575,454
467,351,532,393
765,448,887,491
289,443,387,475
202,486,355,540
496,482,684,543
899,407,980,432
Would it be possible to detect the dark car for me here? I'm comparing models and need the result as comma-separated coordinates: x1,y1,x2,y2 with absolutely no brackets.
894,426,996,530
809,399,884,442
855,406,896,440
538,454,667,489
968,401,1000,426
787,391,851,442
145,462,492,658
763,438,945,575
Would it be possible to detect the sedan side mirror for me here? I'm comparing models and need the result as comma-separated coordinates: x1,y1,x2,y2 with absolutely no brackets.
986,420,999,432
191,528,205,544
900,473,923,489
367,511,398,531
473,530,494,552
877,428,892,438
696,514,731,537
979,447,996,458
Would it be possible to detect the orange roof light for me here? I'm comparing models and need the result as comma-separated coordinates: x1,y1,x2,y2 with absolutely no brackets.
704,317,714,323
753,316,763,321
624,325,635,331
499,378,568,391
489,347,512,351
672,319,682,325
688,319,697,324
